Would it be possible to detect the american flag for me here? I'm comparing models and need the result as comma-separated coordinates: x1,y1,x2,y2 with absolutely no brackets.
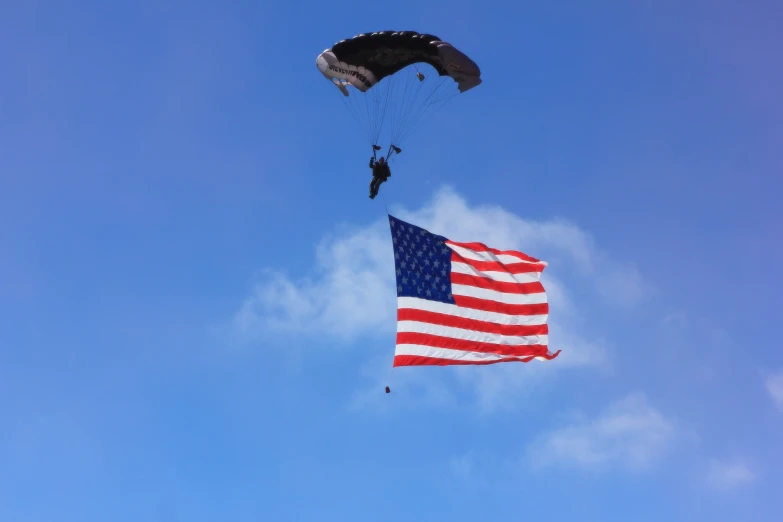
389,215,561,367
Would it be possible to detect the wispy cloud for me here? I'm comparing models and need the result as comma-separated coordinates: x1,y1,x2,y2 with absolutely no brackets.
765,369,783,411
706,459,756,489
526,393,680,472
451,330,611,414
661,311,689,332
395,187,653,308
234,186,646,340
232,187,650,407
448,449,496,487
450,451,476,481
233,219,396,342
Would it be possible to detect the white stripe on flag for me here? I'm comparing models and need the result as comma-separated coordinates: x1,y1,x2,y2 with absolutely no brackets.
446,243,543,267
397,297,548,326
395,344,546,362
450,261,542,284
451,284,547,305
397,320,548,346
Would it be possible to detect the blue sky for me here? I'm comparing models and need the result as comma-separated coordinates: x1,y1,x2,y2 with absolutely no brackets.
1,0,782,520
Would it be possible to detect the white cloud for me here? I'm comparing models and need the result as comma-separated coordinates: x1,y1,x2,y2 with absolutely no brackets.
450,451,477,481
452,331,610,414
395,187,652,305
233,219,396,342
447,449,507,488
235,186,645,340
599,262,650,306
765,369,783,411
527,393,679,472
232,186,649,407
706,459,756,489
661,312,689,331
448,449,497,487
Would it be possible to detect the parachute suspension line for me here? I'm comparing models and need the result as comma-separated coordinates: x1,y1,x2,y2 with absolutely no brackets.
398,68,428,142
397,66,420,142
396,95,455,145
386,70,402,142
375,71,395,147
389,70,408,145
343,80,380,147
395,76,459,145
330,79,373,147
392,79,427,145
326,66,465,153
388,66,425,148
412,76,452,120
378,71,397,146
371,78,382,144
374,72,395,147
362,85,374,144
400,76,457,143
349,99,373,146
371,72,397,147
390,67,449,146
388,66,414,149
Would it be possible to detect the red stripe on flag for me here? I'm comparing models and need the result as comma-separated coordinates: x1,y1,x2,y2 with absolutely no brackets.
393,355,538,367
451,252,545,274
397,308,549,337
450,272,545,295
446,240,544,263
452,295,549,316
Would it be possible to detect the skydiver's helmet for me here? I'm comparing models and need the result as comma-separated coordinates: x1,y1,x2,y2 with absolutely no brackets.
378,157,385,163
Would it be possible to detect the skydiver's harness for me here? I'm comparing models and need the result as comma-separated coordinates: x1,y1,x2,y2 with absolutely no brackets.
369,154,385,180
369,158,390,181
370,144,400,179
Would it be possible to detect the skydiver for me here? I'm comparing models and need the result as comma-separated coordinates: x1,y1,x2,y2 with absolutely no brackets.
369,153,391,199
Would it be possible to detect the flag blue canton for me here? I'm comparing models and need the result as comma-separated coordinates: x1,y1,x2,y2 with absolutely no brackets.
389,215,455,304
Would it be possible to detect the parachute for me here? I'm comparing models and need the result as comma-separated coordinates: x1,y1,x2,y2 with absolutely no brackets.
316,31,481,153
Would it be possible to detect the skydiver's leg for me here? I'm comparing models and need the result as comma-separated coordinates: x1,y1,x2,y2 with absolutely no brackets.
374,177,387,196
369,177,380,199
